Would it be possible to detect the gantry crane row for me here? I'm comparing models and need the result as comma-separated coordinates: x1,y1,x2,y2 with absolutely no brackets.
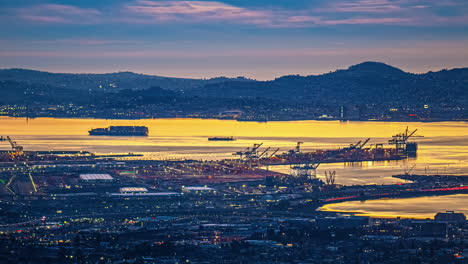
257,147,271,159
269,148,280,158
233,143,263,160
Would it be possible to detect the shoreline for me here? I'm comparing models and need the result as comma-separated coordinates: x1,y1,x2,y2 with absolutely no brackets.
1,115,467,123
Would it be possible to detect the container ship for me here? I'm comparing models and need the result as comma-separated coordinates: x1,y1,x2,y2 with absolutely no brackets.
208,136,236,141
89,126,149,136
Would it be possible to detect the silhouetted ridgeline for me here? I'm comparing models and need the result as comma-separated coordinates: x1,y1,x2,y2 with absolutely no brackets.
0,68,250,92
187,62,468,105
0,62,466,106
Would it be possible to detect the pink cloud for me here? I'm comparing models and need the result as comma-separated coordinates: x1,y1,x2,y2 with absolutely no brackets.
10,0,468,28
286,16,322,23
17,4,101,24
125,0,272,24
122,0,466,27
321,0,403,13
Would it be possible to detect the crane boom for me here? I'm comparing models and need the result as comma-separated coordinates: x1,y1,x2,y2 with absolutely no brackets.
258,147,271,159
359,138,371,149
269,148,280,158
252,143,263,152
405,128,418,140
6,136,23,153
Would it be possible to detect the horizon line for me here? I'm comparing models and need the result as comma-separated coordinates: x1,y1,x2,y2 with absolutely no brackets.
1,61,467,81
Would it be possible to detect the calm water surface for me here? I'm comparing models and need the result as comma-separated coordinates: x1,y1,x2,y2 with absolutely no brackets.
320,194,468,219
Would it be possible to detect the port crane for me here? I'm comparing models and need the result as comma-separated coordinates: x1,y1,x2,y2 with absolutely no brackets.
388,127,423,155
4,136,24,154
247,143,263,159
268,148,280,158
257,147,271,159
287,142,303,155
343,138,371,151
233,143,265,167
350,140,362,150
324,170,336,186
291,161,321,179
359,138,371,149
233,146,250,159
1,137,35,195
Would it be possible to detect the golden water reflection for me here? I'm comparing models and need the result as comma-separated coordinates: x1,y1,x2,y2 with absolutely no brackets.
320,194,468,219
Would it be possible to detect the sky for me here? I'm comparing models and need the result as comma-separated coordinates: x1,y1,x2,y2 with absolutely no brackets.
0,0,467,80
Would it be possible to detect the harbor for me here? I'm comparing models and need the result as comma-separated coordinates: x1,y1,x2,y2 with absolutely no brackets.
0,117,467,263
0,118,466,200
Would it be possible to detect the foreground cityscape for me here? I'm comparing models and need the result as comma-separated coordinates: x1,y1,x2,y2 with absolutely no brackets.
1,125,468,263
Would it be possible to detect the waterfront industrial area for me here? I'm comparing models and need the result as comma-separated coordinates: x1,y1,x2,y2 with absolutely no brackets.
1,122,468,263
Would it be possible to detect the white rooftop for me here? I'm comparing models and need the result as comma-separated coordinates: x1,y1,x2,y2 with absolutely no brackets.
183,186,215,191
80,174,113,181
110,192,180,196
120,187,148,193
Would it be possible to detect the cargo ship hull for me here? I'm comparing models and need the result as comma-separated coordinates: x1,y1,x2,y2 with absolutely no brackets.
89,126,149,136
208,137,236,141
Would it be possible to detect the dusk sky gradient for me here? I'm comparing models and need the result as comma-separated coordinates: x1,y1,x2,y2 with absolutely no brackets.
1,0,467,79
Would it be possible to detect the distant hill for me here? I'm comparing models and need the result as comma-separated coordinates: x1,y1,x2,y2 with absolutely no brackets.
0,68,251,91
187,62,468,105
0,62,466,106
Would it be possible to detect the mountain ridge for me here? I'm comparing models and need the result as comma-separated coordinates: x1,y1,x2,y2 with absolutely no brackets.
1,61,467,86
0,68,252,91
0,62,467,106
